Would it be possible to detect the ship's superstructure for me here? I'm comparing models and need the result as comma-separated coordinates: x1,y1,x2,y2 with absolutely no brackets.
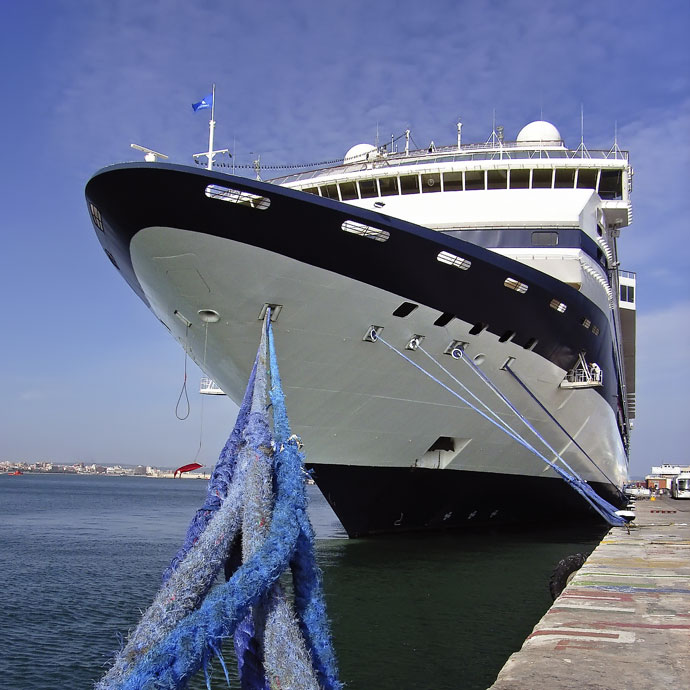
86,117,635,536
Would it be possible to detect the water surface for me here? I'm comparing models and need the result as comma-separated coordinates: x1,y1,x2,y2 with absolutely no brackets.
0,474,606,689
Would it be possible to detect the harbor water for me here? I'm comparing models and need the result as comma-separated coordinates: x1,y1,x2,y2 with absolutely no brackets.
0,474,607,689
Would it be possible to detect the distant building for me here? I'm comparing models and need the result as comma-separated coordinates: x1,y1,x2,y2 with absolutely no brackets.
646,464,690,491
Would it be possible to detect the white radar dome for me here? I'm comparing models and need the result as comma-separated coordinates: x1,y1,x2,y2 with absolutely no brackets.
516,120,563,143
344,143,377,163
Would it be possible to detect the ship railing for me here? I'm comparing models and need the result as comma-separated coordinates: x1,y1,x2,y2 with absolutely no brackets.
271,145,629,185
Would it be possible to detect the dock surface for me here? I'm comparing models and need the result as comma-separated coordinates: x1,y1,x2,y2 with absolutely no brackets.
488,495,690,689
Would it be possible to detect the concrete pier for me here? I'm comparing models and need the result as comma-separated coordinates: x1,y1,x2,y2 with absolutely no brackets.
489,495,690,689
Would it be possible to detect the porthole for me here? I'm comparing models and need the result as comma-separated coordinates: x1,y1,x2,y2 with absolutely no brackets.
504,277,528,294
341,220,389,242
392,302,418,318
434,313,455,327
205,184,271,209
437,251,471,270
549,299,567,313
469,322,488,336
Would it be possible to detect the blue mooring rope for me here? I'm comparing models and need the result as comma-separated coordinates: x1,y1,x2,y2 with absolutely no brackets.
96,316,341,690
371,331,625,527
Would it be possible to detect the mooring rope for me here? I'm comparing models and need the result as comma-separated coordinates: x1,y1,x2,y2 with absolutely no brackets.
502,362,624,497
96,315,341,689
371,331,625,526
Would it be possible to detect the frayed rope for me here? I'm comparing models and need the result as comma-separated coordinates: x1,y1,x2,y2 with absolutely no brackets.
96,316,341,690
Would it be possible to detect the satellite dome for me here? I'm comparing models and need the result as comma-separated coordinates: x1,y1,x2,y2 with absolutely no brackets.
516,120,563,143
344,143,377,163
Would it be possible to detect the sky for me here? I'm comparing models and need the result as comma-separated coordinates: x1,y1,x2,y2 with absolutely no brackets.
0,0,688,478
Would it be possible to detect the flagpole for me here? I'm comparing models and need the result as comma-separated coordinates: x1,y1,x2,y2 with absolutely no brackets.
207,83,216,170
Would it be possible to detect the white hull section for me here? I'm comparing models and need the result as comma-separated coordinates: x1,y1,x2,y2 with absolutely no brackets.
130,226,628,488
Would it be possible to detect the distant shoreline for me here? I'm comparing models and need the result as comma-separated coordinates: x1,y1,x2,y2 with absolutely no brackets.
3,470,211,480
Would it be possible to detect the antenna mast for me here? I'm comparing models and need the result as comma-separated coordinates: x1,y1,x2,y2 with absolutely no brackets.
193,83,230,170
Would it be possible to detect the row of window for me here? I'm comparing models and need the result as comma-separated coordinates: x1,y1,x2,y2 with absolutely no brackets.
302,167,624,202
389,291,600,354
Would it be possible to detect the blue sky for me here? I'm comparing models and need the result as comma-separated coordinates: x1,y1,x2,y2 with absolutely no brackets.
0,0,687,478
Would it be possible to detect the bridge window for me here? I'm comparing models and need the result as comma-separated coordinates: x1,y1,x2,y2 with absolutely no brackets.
400,174,420,195
577,169,598,189
321,184,338,200
465,170,485,190
443,171,464,191
509,169,530,189
379,177,399,196
422,173,441,193
487,170,508,189
339,181,358,200
599,170,623,200
555,169,576,188
358,179,378,198
532,169,553,188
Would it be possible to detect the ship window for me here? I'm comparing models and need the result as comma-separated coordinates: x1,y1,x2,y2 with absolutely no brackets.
523,337,538,350
469,322,488,335
321,184,339,200
104,248,119,270
434,313,455,327
379,177,399,196
554,169,576,188
498,330,516,343
531,231,558,246
392,302,418,318
620,284,635,303
532,169,553,188
549,298,567,313
576,169,598,189
504,277,528,294
400,174,420,194
443,171,463,191
487,170,508,189
422,173,441,193
509,169,530,189
89,203,104,231
205,184,271,210
599,169,623,200
303,187,319,195
359,179,378,198
465,170,485,190
341,220,390,242
339,181,358,200
437,251,471,270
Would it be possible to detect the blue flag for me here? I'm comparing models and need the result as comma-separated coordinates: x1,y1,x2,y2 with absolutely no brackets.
192,93,213,112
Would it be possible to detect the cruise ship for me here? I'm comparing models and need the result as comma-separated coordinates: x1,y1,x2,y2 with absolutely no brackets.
85,118,635,536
